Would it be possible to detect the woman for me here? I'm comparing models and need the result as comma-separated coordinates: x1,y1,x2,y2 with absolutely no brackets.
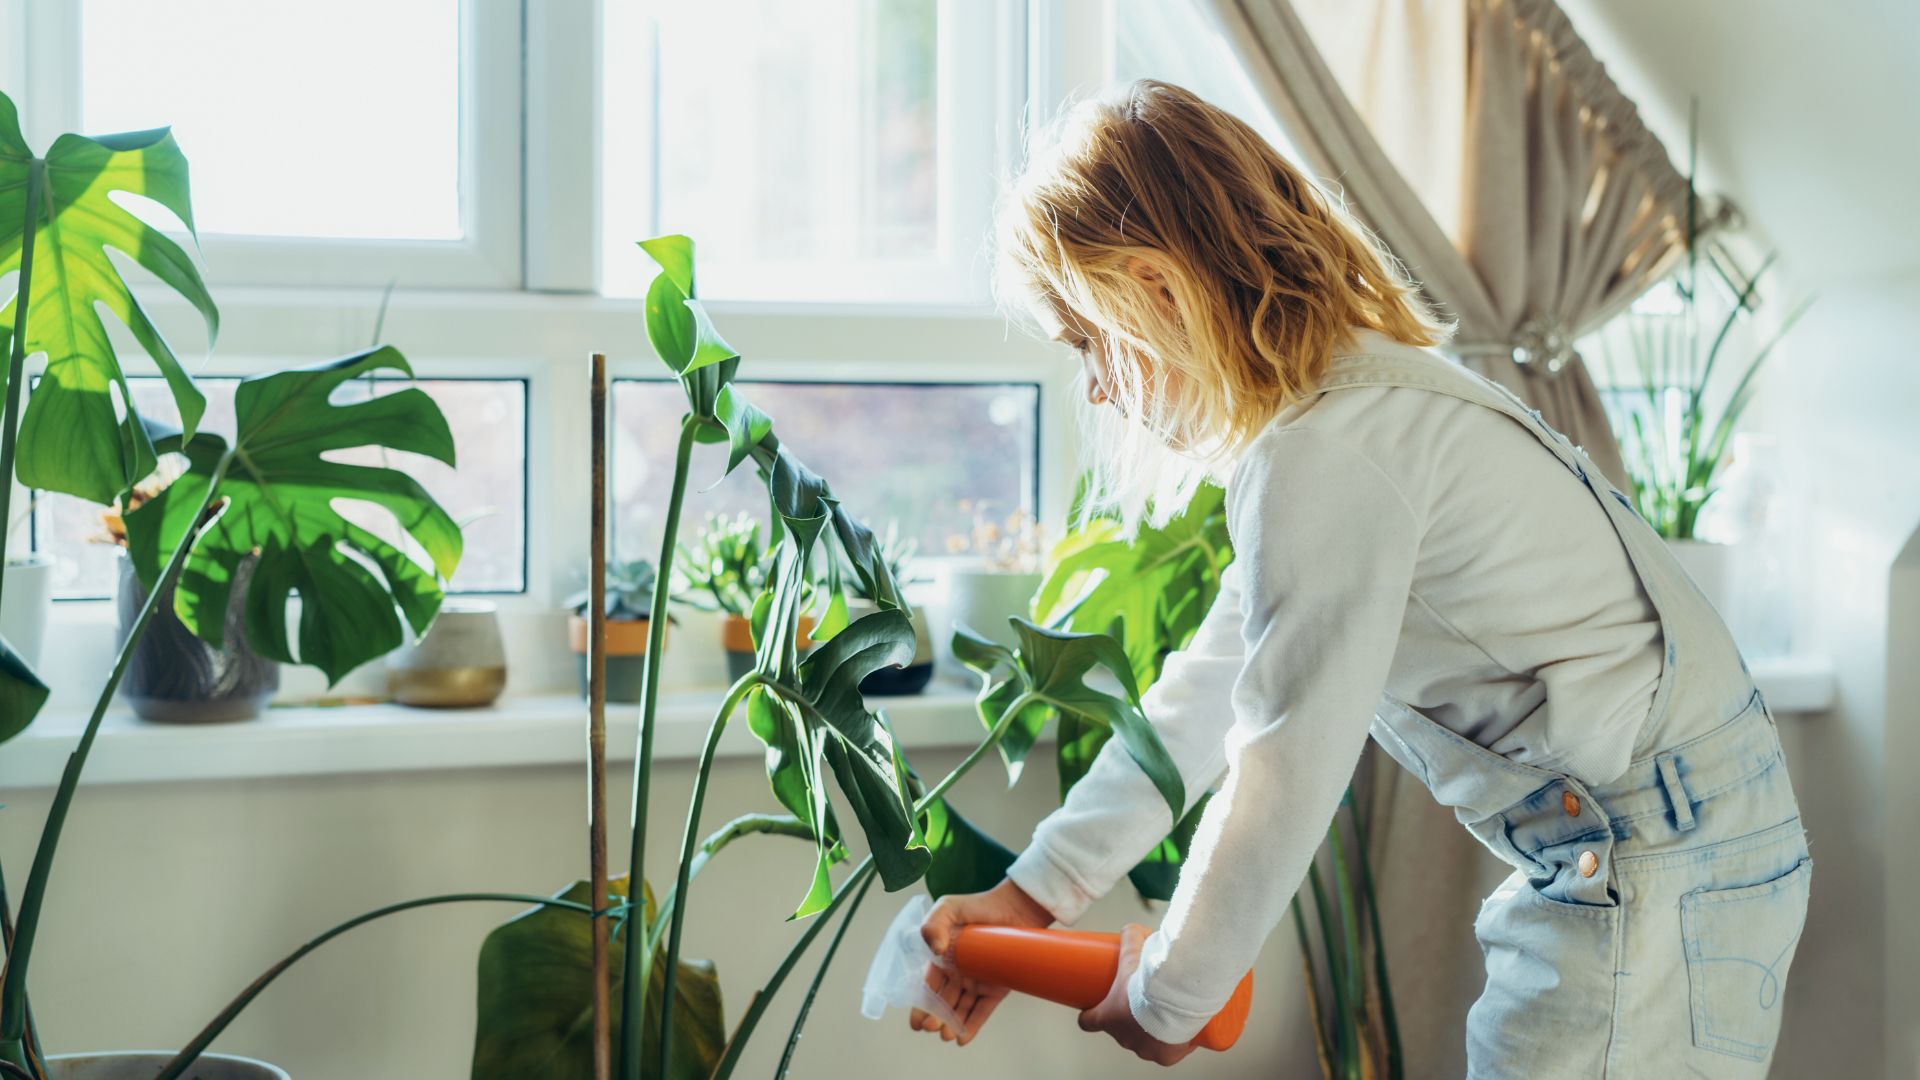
912,80,1810,1077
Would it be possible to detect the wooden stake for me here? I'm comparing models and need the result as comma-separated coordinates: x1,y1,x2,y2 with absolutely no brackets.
588,352,612,1080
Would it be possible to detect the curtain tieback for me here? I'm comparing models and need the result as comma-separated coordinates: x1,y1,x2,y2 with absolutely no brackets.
1449,314,1578,374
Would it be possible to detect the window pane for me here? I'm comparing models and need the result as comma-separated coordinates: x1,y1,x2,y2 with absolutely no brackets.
612,381,1038,567
32,377,526,599
602,0,941,298
80,0,462,240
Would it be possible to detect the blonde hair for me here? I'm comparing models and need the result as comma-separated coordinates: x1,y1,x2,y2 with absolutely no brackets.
995,79,1449,525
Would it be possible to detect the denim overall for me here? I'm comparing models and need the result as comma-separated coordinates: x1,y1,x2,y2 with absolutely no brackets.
1315,351,1812,1078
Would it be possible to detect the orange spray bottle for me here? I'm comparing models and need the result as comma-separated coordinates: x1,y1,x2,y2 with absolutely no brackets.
863,895,1254,1052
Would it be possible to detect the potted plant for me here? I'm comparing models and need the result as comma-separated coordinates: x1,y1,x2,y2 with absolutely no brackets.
385,598,508,708
96,471,280,723
674,512,813,682
941,500,1043,655
0,97,485,1077
848,522,934,695
1592,105,1811,615
566,558,667,703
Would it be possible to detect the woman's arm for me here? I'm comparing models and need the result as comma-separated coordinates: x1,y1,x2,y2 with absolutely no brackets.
1125,427,1419,1045
1002,556,1251,925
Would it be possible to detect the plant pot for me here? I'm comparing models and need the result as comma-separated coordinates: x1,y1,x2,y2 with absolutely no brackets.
116,552,278,723
944,566,1043,653
569,614,665,703
721,613,814,683
387,599,509,708
1666,538,1735,616
1,554,55,667
847,598,934,695
46,1051,288,1079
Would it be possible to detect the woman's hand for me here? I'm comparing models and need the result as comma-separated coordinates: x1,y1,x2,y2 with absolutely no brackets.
1077,923,1197,1067
910,878,1054,1045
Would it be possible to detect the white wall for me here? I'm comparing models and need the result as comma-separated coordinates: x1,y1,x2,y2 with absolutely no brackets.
1558,3,1920,1074
1,734,1318,1079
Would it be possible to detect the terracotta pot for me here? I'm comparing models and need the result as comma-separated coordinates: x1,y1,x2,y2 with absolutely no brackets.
568,614,665,703
46,1051,288,1079
721,613,815,682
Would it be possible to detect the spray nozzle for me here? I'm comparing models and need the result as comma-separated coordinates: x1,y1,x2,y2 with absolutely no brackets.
860,892,966,1032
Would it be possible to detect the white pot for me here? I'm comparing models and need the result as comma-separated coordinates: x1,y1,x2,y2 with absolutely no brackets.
46,1051,288,1080
1666,538,1735,616
385,598,508,707
1,554,55,667
943,567,1043,655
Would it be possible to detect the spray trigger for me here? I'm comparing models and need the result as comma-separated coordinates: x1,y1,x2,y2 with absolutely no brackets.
860,892,966,1032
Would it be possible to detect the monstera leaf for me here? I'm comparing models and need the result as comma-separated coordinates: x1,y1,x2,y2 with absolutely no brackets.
473,877,724,1080
746,607,928,918
123,347,461,684
0,92,216,505
953,617,1184,821
922,798,1016,900
0,638,48,745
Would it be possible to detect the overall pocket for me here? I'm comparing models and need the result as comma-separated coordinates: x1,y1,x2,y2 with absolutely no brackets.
1680,857,1812,1061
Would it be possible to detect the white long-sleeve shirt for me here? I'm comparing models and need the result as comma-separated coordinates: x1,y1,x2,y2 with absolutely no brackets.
1006,335,1673,1043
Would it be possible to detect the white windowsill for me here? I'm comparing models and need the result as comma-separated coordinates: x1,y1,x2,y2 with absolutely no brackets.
0,680,991,790
1,656,1836,790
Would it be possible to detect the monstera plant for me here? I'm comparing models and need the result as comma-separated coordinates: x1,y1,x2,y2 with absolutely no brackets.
466,235,1184,1080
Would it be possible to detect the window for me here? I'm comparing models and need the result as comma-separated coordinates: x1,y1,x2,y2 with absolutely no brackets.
600,0,1011,303
611,380,1039,565
31,377,529,600
81,0,461,241
27,0,523,286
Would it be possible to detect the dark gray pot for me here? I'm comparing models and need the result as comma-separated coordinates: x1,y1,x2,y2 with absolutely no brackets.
116,553,278,723
576,654,648,703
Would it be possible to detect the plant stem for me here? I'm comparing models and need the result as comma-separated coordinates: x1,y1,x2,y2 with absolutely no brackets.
0,449,232,1045
151,892,606,1080
1325,817,1366,1080
0,862,46,1080
916,691,1038,808
0,158,41,593
775,871,876,1079
1291,899,1335,1080
616,414,700,1080
657,670,764,1077
643,813,812,955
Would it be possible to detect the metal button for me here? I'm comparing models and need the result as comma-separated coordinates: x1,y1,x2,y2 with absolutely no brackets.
1578,850,1599,878
1562,791,1581,818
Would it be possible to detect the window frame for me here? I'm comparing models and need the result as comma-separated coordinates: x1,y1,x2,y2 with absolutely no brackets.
12,0,524,290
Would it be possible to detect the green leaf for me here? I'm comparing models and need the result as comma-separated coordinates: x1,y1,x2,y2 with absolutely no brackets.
643,272,697,374
771,609,930,897
472,877,723,1080
713,384,772,478
744,686,843,919
0,93,218,504
638,234,696,297
949,624,1015,677
679,298,740,377
122,346,462,685
922,799,1016,899
0,633,48,744
1010,618,1183,820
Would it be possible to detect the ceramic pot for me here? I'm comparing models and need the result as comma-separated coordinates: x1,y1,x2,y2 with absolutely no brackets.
46,1051,288,1079
568,614,665,703
1,554,54,667
721,613,815,683
944,567,1043,653
117,552,278,723
387,599,508,707
847,598,934,695
1666,538,1735,617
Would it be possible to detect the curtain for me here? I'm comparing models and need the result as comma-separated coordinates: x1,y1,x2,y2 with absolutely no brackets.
1193,1,1696,1074
1204,0,1696,493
